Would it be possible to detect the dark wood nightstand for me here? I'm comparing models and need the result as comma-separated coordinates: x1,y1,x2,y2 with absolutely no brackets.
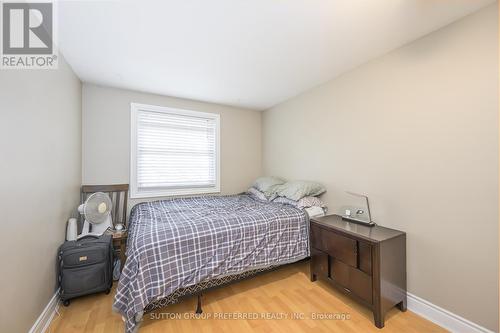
107,230,127,270
309,214,406,329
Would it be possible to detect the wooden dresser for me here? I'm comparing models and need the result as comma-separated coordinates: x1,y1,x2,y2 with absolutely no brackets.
309,214,406,328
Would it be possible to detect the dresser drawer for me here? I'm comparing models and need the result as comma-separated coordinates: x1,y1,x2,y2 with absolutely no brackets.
329,258,372,304
349,266,372,303
330,257,350,287
311,224,357,267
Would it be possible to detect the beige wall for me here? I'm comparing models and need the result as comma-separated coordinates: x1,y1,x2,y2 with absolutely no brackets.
0,59,82,332
263,4,498,331
82,84,262,207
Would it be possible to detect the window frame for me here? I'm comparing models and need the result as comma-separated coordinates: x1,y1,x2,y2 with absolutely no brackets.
130,102,221,199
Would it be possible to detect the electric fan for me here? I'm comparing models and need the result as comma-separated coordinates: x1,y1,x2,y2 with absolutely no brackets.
77,192,113,239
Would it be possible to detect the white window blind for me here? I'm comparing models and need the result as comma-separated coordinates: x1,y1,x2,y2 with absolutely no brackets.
130,103,220,198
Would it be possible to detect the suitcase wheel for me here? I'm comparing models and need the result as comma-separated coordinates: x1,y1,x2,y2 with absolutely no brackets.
105,289,111,295
63,300,70,307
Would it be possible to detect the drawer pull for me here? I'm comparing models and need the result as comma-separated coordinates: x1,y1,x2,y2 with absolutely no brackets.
343,287,351,293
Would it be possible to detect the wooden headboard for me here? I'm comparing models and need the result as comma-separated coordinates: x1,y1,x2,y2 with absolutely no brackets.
80,184,129,229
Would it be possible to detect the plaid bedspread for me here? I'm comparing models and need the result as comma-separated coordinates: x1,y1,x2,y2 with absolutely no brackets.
113,194,309,332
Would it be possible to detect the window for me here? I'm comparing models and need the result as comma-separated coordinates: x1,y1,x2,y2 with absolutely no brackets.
130,103,220,198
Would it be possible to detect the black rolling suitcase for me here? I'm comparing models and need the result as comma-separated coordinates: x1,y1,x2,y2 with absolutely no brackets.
58,234,114,306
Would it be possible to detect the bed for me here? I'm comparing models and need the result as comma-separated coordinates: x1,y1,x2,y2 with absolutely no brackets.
113,194,310,333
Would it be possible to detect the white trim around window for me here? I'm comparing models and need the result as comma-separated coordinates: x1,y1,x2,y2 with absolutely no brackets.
130,103,220,199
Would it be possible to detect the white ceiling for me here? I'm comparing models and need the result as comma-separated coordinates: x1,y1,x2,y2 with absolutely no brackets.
58,0,495,110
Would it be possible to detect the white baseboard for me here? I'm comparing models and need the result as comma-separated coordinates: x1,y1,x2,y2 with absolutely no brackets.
407,292,494,333
29,289,60,333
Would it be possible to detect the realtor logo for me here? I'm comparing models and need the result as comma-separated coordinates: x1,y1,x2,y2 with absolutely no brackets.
1,1,58,69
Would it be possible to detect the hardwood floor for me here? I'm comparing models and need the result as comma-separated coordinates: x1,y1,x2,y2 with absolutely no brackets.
49,261,446,333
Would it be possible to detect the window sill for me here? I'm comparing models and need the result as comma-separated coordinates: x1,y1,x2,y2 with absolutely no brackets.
130,186,221,199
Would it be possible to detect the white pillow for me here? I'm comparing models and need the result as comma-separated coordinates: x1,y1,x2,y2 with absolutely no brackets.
305,206,326,218
252,176,285,192
275,181,326,201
